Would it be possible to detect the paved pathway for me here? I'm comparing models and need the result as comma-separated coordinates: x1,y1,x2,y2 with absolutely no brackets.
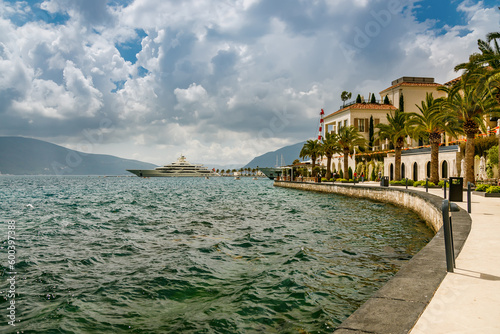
358,182,500,333
409,186,500,334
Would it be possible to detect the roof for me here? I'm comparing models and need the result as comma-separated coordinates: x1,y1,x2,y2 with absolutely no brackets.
379,82,443,94
324,103,397,119
444,76,461,86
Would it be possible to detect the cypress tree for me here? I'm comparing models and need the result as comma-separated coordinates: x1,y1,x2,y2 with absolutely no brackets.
348,166,353,179
356,94,362,103
370,93,376,103
384,95,390,104
399,93,404,112
368,116,374,150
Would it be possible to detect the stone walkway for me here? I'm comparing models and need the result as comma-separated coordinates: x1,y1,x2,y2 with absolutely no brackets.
409,186,500,334
359,182,500,333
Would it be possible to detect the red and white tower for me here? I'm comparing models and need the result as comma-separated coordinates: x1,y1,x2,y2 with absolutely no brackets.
318,109,325,140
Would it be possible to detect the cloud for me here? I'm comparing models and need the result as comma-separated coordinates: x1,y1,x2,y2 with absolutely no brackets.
0,0,498,165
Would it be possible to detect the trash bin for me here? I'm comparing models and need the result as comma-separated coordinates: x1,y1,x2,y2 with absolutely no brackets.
380,176,389,187
448,177,463,202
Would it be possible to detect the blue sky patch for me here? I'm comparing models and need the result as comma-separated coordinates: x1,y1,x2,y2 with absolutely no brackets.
116,29,147,64
4,0,69,26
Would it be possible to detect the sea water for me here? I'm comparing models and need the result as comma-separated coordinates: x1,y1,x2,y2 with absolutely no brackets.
0,176,433,333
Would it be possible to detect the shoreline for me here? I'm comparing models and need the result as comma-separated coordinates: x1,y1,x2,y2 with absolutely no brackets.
274,180,472,333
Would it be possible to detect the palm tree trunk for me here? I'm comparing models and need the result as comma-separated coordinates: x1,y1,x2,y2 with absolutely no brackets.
343,148,349,179
465,133,475,185
429,136,441,184
311,155,316,177
394,146,402,181
326,155,332,180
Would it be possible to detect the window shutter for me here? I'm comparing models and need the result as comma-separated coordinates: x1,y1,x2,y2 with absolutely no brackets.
365,119,369,132
374,118,380,126
354,118,358,130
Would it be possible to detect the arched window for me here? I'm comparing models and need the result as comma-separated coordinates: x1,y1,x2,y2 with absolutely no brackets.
426,161,431,178
413,162,418,181
401,163,405,179
442,160,448,179
390,163,394,181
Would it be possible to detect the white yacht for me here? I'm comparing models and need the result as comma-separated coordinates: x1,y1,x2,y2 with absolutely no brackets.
127,155,214,177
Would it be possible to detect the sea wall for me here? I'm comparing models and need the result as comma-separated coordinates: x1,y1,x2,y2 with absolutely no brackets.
274,181,472,334
275,181,443,232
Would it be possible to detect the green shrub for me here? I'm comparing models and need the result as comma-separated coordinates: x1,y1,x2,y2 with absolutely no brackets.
413,180,425,187
438,180,445,188
406,179,414,186
370,168,376,181
338,178,347,182
321,178,327,182
389,180,402,185
475,184,489,192
427,181,435,187
486,186,500,193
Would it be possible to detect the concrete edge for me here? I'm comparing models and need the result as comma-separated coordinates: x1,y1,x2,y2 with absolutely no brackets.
274,181,472,334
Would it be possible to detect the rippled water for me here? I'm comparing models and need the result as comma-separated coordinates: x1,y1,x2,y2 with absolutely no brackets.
0,176,433,333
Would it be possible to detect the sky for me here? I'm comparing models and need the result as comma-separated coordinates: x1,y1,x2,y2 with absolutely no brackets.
0,0,499,166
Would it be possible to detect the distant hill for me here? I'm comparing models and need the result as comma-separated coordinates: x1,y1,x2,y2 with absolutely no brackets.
243,141,306,168
0,136,157,175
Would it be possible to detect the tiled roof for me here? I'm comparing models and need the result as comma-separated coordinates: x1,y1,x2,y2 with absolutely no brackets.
444,76,461,86
379,82,443,94
324,103,397,119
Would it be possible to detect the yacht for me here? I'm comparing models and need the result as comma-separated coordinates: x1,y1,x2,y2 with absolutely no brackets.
127,155,214,177
258,167,283,180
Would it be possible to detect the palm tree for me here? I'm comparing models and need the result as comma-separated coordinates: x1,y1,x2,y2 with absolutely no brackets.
465,32,500,182
376,108,409,181
321,132,341,180
438,71,500,185
300,139,322,177
341,91,352,107
336,126,365,179
407,93,458,183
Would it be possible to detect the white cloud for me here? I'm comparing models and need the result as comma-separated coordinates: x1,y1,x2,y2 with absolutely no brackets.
0,0,499,165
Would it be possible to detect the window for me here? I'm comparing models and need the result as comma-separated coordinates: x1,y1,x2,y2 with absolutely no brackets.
358,119,365,132
344,119,348,127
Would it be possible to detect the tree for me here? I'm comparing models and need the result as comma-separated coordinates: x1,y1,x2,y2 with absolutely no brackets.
300,139,323,177
371,93,376,103
321,132,341,180
336,126,366,179
368,116,374,150
399,93,405,112
356,94,362,103
376,108,409,181
292,159,300,165
407,93,458,183
457,32,500,182
341,91,352,107
438,71,500,185
384,95,390,104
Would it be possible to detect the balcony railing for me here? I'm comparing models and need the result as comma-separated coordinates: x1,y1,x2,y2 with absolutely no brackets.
340,99,383,109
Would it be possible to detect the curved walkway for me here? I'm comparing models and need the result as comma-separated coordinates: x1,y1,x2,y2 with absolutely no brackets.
408,185,500,334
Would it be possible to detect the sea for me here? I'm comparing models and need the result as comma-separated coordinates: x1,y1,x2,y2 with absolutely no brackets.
0,176,433,333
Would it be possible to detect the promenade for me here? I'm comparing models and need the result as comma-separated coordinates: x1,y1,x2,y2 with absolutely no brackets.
408,185,500,334
356,182,500,333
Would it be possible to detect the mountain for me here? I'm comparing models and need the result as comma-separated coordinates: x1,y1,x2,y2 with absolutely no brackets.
0,136,157,175
243,141,306,168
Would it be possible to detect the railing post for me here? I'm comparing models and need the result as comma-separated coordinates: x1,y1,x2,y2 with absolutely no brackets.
405,178,408,190
467,182,472,213
442,199,455,272
426,178,428,192
443,179,447,199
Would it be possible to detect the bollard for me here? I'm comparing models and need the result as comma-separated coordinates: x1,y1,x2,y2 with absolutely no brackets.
426,178,428,192
467,182,472,213
405,178,408,189
444,179,447,199
442,200,455,272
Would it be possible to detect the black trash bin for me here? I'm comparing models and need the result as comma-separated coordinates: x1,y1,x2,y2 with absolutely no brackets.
448,177,463,202
380,176,389,187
